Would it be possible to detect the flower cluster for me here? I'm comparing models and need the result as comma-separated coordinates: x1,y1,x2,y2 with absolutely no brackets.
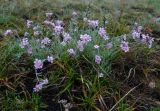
11,11,155,94
33,56,53,92
77,34,92,51
132,23,154,48
80,34,92,44
54,25,64,36
20,35,33,54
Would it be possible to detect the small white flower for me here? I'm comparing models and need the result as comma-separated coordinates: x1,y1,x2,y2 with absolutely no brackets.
98,73,104,78
47,56,54,63
4,29,14,37
94,45,99,49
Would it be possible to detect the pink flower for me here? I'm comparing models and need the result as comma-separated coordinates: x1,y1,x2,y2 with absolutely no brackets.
141,34,147,43
41,79,48,85
20,38,29,48
41,37,51,45
67,49,76,56
80,34,92,44
33,78,48,92
63,32,72,43
95,55,102,64
44,20,55,27
132,30,140,39
33,83,43,92
87,20,99,28
98,28,109,40
34,31,41,36
27,47,33,54
34,59,43,69
77,40,84,52
98,28,106,36
55,20,64,26
120,41,129,52
27,20,33,28
54,25,64,36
